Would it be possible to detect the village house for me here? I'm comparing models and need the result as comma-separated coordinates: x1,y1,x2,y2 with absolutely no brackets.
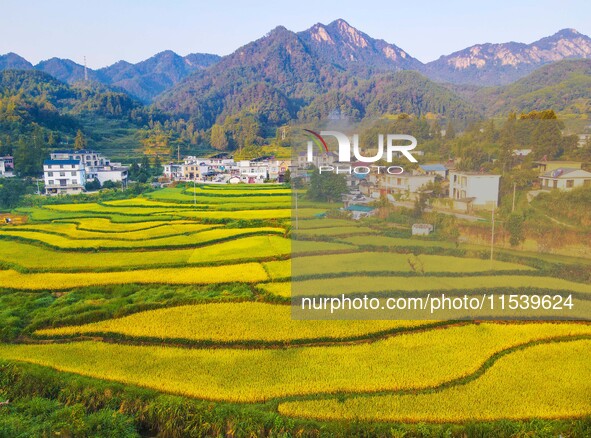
43,159,86,195
533,160,582,174
163,163,184,180
0,156,14,175
297,151,338,169
539,168,591,191
376,172,435,200
50,150,128,186
418,164,448,179
448,171,501,210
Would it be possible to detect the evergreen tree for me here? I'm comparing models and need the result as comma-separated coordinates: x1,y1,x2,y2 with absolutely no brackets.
74,129,87,151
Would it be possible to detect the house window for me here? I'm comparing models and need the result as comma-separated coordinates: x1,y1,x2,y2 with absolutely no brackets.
584,180,591,186
60,165,64,169
566,180,574,188
48,180,54,185
71,171,77,176
60,172,65,177
48,172,54,177
553,180,558,189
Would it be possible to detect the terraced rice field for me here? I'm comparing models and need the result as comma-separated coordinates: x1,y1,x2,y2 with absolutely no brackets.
1,183,590,427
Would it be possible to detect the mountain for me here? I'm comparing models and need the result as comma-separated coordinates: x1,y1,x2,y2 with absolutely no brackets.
0,53,33,71
0,51,221,103
424,29,591,86
98,50,221,102
297,19,422,71
469,59,591,115
155,20,476,130
155,25,336,126
36,57,101,83
300,70,480,121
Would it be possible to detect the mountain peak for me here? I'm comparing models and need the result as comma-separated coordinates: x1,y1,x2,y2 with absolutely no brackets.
424,28,591,85
552,28,582,38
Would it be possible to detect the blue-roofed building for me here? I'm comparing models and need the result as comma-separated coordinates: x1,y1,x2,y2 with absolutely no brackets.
418,164,448,178
43,159,86,195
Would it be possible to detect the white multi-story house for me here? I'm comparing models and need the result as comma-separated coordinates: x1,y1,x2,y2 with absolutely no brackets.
163,163,184,180
449,172,501,209
238,160,269,183
50,150,106,167
377,173,435,200
539,168,591,191
50,150,128,186
43,159,86,195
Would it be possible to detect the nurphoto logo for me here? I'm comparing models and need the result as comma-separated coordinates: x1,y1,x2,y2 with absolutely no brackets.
304,129,418,175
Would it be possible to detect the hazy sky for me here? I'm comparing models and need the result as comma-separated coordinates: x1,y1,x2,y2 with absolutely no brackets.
2,0,590,68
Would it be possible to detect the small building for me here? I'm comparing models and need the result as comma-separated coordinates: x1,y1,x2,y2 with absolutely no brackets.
449,172,500,209
533,161,582,174
539,168,591,191
297,151,338,169
88,164,128,186
43,159,86,195
344,204,375,220
412,223,433,236
512,149,532,157
0,156,14,171
418,164,448,179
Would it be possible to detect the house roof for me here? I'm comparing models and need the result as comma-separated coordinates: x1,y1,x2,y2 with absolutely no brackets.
345,205,375,212
420,164,447,172
450,171,500,177
534,160,582,166
51,150,98,155
540,168,591,178
44,159,81,165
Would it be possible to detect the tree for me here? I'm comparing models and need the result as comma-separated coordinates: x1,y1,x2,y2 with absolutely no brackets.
445,121,456,140
13,130,46,177
140,155,151,175
74,129,87,151
210,124,229,150
153,155,163,176
0,178,34,209
307,169,347,203
85,179,101,191
506,213,525,247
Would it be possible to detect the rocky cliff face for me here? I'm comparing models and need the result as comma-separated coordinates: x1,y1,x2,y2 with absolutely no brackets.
423,29,591,85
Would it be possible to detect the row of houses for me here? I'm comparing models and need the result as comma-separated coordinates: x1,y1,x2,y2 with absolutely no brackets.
327,154,591,214
163,154,292,184
43,150,129,195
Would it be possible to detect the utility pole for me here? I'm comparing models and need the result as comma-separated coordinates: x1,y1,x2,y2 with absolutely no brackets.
512,182,516,213
294,185,298,231
490,205,495,270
